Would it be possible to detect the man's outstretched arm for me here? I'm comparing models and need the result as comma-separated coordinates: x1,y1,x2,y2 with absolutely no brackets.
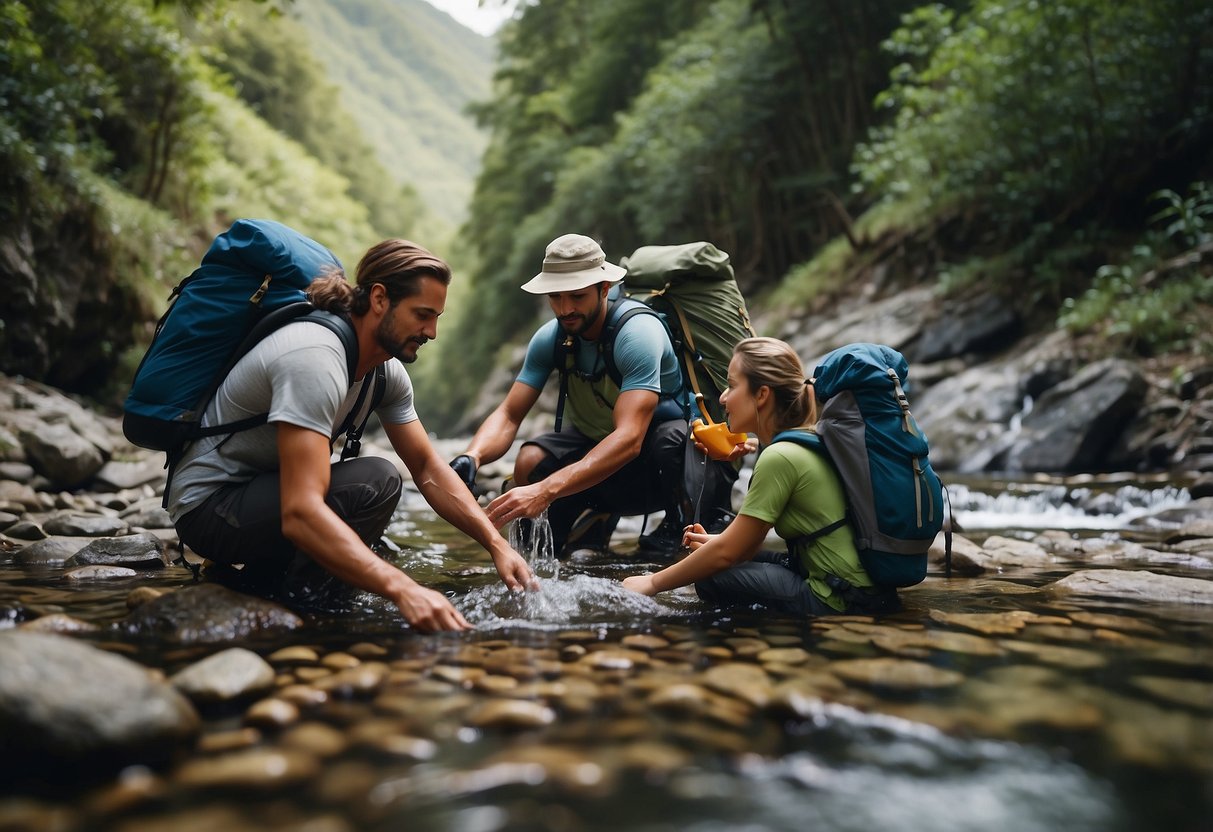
386,418,537,592
277,423,472,631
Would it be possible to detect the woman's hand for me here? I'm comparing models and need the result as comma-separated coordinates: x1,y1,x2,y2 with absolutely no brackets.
682,523,718,552
622,574,658,596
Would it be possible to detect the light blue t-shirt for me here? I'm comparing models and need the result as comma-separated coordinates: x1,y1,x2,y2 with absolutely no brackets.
516,304,687,438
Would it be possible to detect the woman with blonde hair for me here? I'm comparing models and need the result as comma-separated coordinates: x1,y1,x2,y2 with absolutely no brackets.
622,337,895,615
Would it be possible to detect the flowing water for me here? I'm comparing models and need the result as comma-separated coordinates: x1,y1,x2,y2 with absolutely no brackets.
1,476,1210,832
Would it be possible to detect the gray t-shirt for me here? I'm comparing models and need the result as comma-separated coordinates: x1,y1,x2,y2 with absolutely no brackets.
167,320,417,522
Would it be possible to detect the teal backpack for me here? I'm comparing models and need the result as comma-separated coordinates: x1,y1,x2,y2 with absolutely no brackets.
773,343,947,588
123,219,383,465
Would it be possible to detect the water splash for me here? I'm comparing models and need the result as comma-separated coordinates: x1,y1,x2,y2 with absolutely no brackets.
949,481,1190,531
456,510,677,630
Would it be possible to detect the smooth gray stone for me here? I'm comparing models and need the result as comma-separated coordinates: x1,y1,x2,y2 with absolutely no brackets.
65,533,167,570
43,513,128,537
0,631,199,775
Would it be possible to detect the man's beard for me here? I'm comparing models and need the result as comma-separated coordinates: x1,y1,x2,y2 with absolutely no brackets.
559,294,605,337
376,317,426,364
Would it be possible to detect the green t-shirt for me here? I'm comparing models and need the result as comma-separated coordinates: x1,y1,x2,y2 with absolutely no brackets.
739,440,871,611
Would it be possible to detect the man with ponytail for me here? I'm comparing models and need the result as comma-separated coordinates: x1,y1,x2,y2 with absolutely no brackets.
623,337,894,616
169,239,535,632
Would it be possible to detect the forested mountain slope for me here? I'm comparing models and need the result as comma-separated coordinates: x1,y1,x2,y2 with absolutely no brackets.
293,0,495,228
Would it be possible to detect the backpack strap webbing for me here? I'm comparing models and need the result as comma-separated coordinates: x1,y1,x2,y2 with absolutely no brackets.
338,364,387,462
551,297,662,432
770,429,850,556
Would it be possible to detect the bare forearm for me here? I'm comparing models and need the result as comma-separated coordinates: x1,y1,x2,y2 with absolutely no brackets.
541,429,642,501
417,459,512,557
282,506,414,598
465,407,521,466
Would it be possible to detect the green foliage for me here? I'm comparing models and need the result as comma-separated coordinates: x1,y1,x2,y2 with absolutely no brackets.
1148,182,1213,248
854,0,1213,230
1059,185,1213,356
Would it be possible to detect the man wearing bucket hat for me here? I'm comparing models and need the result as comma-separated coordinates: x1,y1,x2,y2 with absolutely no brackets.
450,233,690,558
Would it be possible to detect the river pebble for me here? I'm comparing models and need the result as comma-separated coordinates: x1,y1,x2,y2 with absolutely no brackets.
170,648,276,704
174,748,320,790
831,657,965,690
466,699,557,730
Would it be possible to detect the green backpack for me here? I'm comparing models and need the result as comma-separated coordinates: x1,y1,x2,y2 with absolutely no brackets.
619,242,756,423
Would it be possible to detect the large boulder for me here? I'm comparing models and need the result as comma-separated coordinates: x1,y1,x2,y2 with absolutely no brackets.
0,631,199,778
1003,359,1148,473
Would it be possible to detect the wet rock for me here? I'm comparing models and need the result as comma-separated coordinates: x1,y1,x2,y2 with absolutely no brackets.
929,609,1069,635
701,663,773,707
64,564,139,581
280,722,349,757
196,727,262,754
1048,569,1213,604
12,536,90,566
43,513,128,537
1166,519,1213,543
267,646,321,665
244,697,300,729
126,586,167,609
475,745,612,796
998,640,1107,669
5,520,47,541
170,648,276,704
174,748,319,790
119,584,305,644
19,612,100,634
962,679,1104,731
66,533,168,570
19,422,106,489
830,657,965,690
980,535,1052,565
1003,359,1147,473
1129,676,1213,712
0,631,198,776
466,699,556,730
929,533,987,575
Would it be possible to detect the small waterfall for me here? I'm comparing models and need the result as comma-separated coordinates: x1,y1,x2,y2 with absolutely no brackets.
948,480,1191,531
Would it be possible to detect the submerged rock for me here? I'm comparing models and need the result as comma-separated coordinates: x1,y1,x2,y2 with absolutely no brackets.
118,583,305,644
1047,569,1213,605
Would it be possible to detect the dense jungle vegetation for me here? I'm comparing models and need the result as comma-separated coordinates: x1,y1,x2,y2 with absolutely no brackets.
1,0,1211,426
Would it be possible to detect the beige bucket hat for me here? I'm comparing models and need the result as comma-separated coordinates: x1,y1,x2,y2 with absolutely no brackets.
520,233,626,294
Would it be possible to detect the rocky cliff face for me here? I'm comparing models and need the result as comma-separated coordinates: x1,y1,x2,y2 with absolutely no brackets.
771,283,1212,480
0,212,146,397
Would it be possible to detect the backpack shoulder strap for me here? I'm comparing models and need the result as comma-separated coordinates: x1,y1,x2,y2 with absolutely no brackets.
338,363,386,462
770,429,826,454
770,429,848,551
598,299,663,388
193,306,359,440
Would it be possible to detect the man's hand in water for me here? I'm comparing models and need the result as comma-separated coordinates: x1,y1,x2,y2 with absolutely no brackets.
622,574,658,596
392,579,472,632
490,542,540,592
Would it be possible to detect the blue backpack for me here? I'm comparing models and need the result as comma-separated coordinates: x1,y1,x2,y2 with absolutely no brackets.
123,219,383,463
772,343,946,588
